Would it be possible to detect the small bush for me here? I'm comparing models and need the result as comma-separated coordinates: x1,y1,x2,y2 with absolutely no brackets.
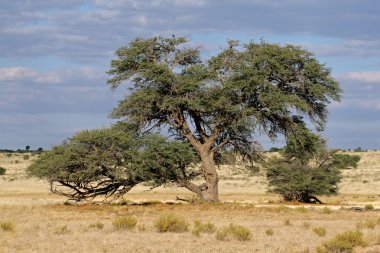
356,220,376,230
216,224,251,241
23,155,30,160
88,222,104,230
322,207,332,214
154,214,189,233
137,224,147,232
192,220,216,236
0,167,6,175
113,216,138,231
364,204,374,210
303,222,311,229
265,228,274,236
284,219,291,226
0,221,14,232
313,227,327,237
54,225,70,235
316,230,366,253
6,153,12,157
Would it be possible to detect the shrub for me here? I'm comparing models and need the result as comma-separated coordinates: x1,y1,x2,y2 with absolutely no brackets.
322,207,332,214
113,216,138,230
265,228,274,236
0,167,6,175
54,225,70,235
316,230,366,253
192,220,216,236
303,222,311,229
215,224,251,241
6,153,12,157
356,220,376,230
154,214,189,233
23,155,30,160
88,222,104,230
313,227,327,237
284,219,291,226
364,204,374,210
137,224,147,232
0,221,14,232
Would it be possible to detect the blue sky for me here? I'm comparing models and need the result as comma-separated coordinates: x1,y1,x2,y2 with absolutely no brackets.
1,0,380,150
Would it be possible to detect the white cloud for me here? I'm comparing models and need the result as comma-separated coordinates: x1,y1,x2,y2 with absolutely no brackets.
341,71,380,83
0,67,102,84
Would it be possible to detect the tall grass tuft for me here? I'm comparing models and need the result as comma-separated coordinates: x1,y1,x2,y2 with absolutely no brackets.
216,224,251,241
316,230,366,253
192,220,216,236
113,216,138,231
0,221,14,232
154,214,189,233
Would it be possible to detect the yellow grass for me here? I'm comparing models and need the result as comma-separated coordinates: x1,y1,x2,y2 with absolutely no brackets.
1,151,380,253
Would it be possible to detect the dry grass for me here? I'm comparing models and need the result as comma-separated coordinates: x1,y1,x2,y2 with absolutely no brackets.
1,151,380,252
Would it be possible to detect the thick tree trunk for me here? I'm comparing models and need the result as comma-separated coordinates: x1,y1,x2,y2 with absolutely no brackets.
199,151,219,202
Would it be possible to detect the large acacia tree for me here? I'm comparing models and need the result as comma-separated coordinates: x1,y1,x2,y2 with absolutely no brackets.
108,36,341,202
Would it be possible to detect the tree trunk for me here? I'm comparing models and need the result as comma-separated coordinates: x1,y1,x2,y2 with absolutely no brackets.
199,151,219,202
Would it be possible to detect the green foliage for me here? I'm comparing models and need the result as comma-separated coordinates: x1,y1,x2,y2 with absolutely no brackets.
316,230,366,253
332,153,360,169
0,167,6,175
154,214,189,233
0,221,14,232
192,220,216,236
112,216,138,230
27,122,199,201
215,224,251,241
265,133,360,203
364,204,374,210
266,156,341,202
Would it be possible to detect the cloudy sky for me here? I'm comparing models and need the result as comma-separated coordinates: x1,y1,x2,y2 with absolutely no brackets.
1,0,380,150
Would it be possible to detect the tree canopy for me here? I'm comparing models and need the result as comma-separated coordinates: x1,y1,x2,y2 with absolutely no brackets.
266,135,360,203
107,36,342,202
27,123,199,201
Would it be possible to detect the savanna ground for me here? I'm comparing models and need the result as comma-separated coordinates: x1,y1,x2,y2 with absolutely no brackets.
1,151,380,253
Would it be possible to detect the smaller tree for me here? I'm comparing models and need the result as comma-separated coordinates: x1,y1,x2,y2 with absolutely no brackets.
25,145,30,151
0,167,6,175
266,132,360,203
27,123,199,201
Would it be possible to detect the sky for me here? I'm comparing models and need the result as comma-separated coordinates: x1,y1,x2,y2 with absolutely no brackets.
1,0,380,150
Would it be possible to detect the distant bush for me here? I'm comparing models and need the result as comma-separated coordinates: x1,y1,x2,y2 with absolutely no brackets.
265,228,274,236
113,216,138,230
0,167,6,175
313,227,327,237
316,230,366,253
88,222,104,230
192,220,216,236
6,153,12,157
356,220,376,230
364,204,374,210
0,221,14,232
23,155,30,160
154,214,189,233
216,224,251,241
54,225,70,235
269,147,282,152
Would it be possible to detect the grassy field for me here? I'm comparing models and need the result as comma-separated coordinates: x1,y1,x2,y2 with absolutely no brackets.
1,151,380,253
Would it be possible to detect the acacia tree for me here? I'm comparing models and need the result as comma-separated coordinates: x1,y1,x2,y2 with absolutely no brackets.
27,123,199,201
108,36,341,202
266,133,360,203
